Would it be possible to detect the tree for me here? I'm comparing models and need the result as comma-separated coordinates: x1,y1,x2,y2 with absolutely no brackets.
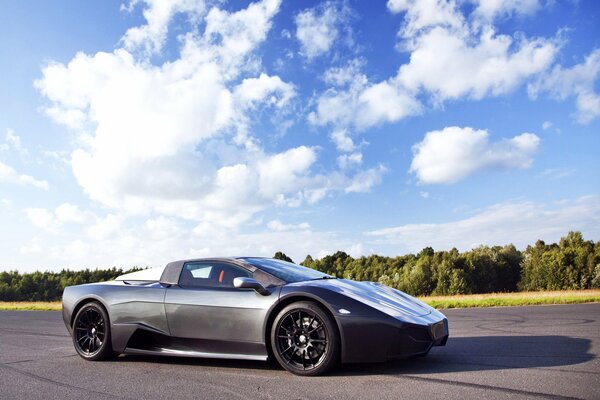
273,252,293,263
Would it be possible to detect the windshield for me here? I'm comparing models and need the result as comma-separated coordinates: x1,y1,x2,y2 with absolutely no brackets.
241,257,331,283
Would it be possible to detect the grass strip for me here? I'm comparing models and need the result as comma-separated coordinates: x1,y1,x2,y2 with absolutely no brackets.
1,290,599,311
0,301,62,311
420,289,600,309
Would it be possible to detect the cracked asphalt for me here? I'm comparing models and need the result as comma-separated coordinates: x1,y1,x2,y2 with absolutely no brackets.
1,303,599,399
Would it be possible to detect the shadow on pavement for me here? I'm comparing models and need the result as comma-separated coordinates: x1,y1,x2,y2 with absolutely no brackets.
111,335,594,376
339,335,594,376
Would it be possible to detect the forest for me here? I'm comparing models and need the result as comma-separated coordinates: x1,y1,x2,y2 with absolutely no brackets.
1,231,598,301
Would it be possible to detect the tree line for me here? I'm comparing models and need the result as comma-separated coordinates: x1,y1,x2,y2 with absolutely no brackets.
285,231,600,295
1,232,598,302
0,267,141,302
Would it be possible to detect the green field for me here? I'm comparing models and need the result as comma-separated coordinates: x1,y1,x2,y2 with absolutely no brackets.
1,289,599,311
420,289,600,309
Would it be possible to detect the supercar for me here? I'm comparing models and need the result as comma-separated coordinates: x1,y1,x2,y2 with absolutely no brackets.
62,257,448,375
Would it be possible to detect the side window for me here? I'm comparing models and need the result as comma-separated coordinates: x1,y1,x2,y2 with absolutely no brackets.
179,262,251,288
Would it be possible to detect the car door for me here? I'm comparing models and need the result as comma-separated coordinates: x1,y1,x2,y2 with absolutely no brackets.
164,261,278,357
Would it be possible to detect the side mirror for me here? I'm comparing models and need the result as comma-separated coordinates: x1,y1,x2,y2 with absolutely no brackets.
233,277,269,296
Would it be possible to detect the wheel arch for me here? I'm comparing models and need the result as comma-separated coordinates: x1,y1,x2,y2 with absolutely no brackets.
264,293,344,362
70,296,111,328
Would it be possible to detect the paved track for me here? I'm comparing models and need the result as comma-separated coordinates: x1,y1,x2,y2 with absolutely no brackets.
1,304,599,400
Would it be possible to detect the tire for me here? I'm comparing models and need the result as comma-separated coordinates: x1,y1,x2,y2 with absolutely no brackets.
270,301,339,376
72,301,113,361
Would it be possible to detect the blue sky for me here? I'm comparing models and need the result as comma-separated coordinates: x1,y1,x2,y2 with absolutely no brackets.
1,0,599,271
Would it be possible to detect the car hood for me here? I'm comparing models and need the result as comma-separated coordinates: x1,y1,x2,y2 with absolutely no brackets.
298,279,434,320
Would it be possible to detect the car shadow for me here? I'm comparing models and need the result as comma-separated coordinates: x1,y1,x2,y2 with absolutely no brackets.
113,335,594,376
337,335,595,376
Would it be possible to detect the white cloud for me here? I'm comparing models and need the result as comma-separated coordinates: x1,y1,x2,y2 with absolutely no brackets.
257,146,317,200
0,129,26,154
322,59,365,87
387,0,465,37
397,26,557,101
34,0,348,228
0,160,49,190
121,0,207,54
15,212,362,270
87,214,123,240
367,195,600,252
19,238,43,255
410,126,540,184
267,219,310,232
309,76,422,132
202,0,281,77
542,120,552,130
24,203,90,233
337,152,362,169
295,1,350,59
470,0,540,22
233,73,295,110
540,167,575,180
24,208,58,233
529,49,600,124
345,164,387,193
310,0,556,148
330,129,355,152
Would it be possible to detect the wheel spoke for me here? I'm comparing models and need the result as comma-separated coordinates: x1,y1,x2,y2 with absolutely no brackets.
74,308,106,356
281,344,295,354
279,325,292,334
275,308,330,372
295,311,302,329
307,323,322,334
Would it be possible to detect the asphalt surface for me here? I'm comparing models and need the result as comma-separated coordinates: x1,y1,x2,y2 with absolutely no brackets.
1,304,599,400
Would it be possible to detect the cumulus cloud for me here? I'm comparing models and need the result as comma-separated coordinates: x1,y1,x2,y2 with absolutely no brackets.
367,195,600,252
233,73,295,110
345,164,387,193
24,203,90,233
470,0,540,22
267,219,310,232
121,0,207,54
308,73,422,132
337,152,362,169
330,129,355,152
34,0,359,228
410,126,540,184
0,160,48,190
397,26,557,102
387,0,465,37
294,1,351,59
311,0,556,152
16,211,363,271
0,129,26,154
529,49,600,124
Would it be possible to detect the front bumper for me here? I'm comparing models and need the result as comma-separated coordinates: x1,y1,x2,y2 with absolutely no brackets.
337,314,449,363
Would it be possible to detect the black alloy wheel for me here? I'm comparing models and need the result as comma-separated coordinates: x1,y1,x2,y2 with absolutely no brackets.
271,301,339,376
73,302,113,360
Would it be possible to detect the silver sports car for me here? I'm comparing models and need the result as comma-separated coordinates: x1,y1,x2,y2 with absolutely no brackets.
62,257,448,376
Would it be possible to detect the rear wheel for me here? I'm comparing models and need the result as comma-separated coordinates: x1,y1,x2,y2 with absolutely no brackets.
271,301,339,376
72,302,113,360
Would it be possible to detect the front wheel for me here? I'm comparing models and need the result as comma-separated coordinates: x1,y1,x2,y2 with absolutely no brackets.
72,302,113,360
271,301,340,376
